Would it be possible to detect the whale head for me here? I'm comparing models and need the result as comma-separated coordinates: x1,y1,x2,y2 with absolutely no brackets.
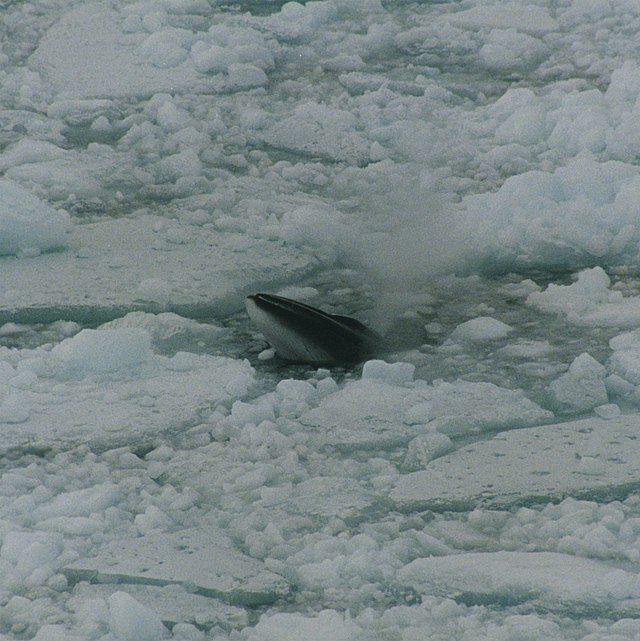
245,293,381,365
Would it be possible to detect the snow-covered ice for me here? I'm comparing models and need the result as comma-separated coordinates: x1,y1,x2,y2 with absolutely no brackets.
0,214,316,323
5,0,640,639
399,550,640,616
391,414,640,510
64,526,289,606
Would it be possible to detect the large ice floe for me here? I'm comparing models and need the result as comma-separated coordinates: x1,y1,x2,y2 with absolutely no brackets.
5,0,640,639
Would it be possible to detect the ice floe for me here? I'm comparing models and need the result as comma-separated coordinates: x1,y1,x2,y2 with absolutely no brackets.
391,414,640,510
0,215,315,323
398,550,640,616
0,325,255,454
64,525,289,606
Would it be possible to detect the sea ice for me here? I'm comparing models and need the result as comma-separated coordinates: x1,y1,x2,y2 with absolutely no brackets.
398,550,640,615
601,328,640,409
446,3,558,36
0,216,316,323
299,370,551,451
548,352,608,413
246,609,360,641
64,525,289,606
526,266,637,326
0,326,255,454
461,159,640,270
403,432,453,471
51,328,152,378
28,4,210,98
449,316,514,342
0,179,70,257
6,0,640,638
71,583,248,635
108,591,167,641
361,359,415,385
391,414,640,510
263,103,372,165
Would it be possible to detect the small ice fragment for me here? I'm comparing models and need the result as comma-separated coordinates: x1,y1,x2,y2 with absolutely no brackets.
165,227,189,244
109,255,127,268
569,352,607,378
52,328,152,377
0,179,70,256
594,403,621,419
404,401,434,425
136,278,171,306
425,322,443,334
91,115,112,132
450,316,513,341
362,360,415,385
10,370,38,390
404,432,453,471
0,323,23,336
108,591,167,641
275,286,319,300
0,393,30,423
604,374,635,397
549,352,608,412
258,348,276,361
227,63,268,89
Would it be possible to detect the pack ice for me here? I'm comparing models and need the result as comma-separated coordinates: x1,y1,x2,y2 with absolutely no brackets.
5,0,640,639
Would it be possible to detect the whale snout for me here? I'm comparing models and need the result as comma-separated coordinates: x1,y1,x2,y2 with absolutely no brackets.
245,293,381,365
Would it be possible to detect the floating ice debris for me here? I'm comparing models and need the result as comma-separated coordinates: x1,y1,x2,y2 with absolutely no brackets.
0,179,70,257
449,316,514,342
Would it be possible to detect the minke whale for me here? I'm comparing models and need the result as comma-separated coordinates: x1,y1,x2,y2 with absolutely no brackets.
245,293,382,365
